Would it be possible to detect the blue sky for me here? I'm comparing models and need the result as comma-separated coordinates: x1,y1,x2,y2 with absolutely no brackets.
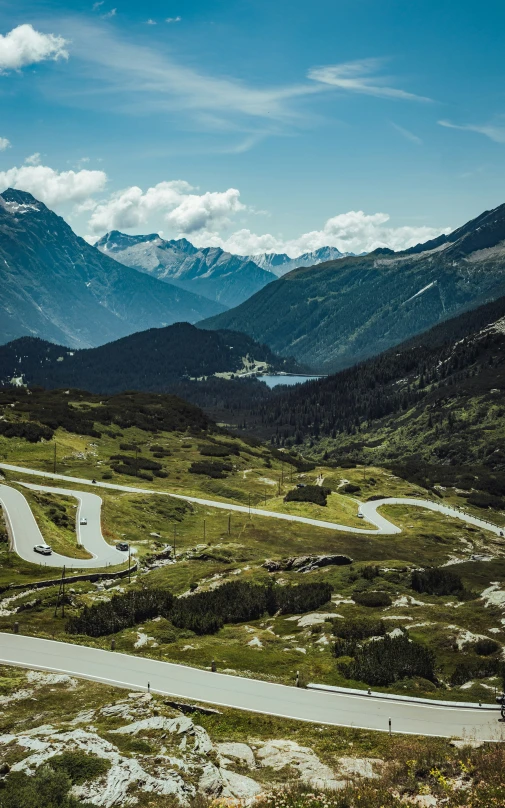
0,0,504,255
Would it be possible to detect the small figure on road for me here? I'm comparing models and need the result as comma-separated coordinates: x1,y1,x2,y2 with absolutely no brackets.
496,693,505,720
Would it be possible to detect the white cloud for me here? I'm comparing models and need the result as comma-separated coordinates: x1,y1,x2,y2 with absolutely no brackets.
0,24,69,72
92,1,104,9
193,210,449,258
87,181,244,234
0,163,107,207
438,119,505,144
165,16,181,23
391,122,422,145
24,152,41,165
308,58,432,102
101,8,117,19
146,19,157,25
0,137,10,151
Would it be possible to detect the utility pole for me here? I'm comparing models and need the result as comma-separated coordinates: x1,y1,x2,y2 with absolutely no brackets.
53,441,57,474
203,519,206,542
128,551,131,583
135,447,139,477
54,565,66,617
228,513,231,535
278,476,281,496
248,493,251,517
173,525,176,558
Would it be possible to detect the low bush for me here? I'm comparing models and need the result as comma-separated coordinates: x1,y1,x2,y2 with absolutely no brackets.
411,567,465,597
466,492,505,510
67,580,333,638
199,444,238,457
352,591,392,608
284,485,331,507
0,420,53,443
342,483,361,494
0,765,93,808
333,617,386,641
119,443,140,451
188,460,233,478
474,638,500,656
67,589,174,637
48,751,110,785
450,657,500,686
341,633,436,686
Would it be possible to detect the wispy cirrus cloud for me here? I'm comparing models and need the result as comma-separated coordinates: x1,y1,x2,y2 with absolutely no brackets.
308,58,432,102
0,137,10,151
165,17,181,24
391,122,422,144
438,118,505,143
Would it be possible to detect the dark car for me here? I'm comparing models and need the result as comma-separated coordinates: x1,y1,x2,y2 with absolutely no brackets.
116,541,129,552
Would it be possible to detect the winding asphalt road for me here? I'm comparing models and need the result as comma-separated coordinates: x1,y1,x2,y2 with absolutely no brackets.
0,463,503,569
0,481,128,568
0,633,502,740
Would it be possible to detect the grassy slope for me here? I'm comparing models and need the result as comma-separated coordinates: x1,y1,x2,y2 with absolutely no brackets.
0,396,504,704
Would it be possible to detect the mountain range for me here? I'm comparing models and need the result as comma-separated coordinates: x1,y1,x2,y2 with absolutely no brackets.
245,246,353,276
0,189,224,349
0,322,299,394
202,203,505,373
95,231,276,308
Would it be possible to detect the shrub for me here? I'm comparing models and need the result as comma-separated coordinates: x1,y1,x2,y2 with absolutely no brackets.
467,492,505,510
361,564,380,580
474,638,500,656
0,765,91,808
450,658,500,686
284,485,332,507
199,444,238,457
49,751,110,785
342,483,361,494
0,420,54,443
119,443,140,451
68,581,333,638
188,460,233,478
334,617,386,641
343,633,436,686
67,589,174,637
411,567,464,597
102,471,113,480
352,591,392,608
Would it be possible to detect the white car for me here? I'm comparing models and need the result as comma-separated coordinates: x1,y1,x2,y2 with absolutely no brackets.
79,517,87,525
34,544,52,556
357,513,364,519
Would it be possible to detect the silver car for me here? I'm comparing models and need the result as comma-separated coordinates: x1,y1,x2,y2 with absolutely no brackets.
34,544,52,556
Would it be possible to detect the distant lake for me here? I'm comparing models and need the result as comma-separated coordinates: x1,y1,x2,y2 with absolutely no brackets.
260,374,325,389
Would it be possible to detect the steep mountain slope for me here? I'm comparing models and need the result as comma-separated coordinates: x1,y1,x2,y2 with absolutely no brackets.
0,190,225,349
202,203,505,372
252,292,505,490
0,322,300,394
95,231,275,308
247,246,351,276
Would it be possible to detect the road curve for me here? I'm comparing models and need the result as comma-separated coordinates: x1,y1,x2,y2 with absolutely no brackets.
0,463,503,547
0,634,502,741
0,482,128,569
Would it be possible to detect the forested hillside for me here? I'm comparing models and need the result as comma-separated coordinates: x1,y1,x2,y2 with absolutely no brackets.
250,294,505,493
202,202,505,372
0,323,301,394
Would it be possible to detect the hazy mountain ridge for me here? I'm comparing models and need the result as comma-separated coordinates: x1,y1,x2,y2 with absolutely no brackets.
0,190,225,349
95,230,276,308
0,322,301,394
202,203,505,372
246,245,352,276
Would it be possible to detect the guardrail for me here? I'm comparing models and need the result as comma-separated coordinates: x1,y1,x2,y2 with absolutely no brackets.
307,682,500,710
